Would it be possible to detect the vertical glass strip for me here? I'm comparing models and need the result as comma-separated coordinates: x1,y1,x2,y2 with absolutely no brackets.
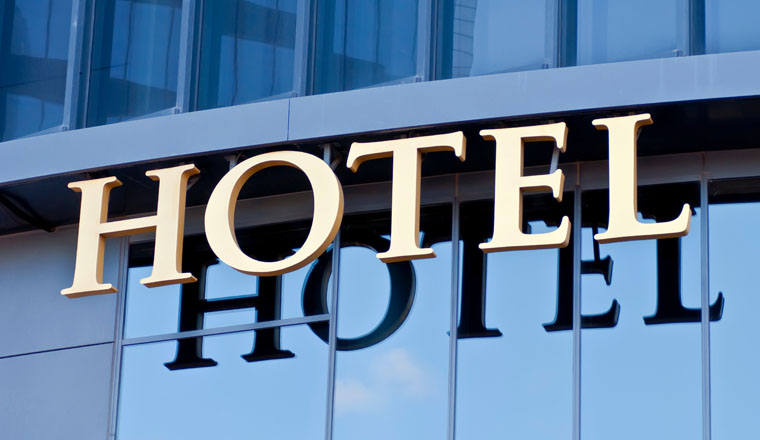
197,0,299,110
0,0,72,141
313,0,419,94
87,0,182,126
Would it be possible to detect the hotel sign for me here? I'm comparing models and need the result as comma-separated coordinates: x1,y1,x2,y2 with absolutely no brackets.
62,114,691,298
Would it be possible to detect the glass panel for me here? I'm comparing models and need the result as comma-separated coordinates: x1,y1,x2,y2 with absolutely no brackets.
455,195,572,439
124,221,316,338
436,0,554,79
87,0,181,127
580,183,702,440
708,178,760,438
577,0,688,65
0,0,71,141
331,206,451,440
116,325,327,439
313,0,418,94
197,0,298,110
706,0,760,54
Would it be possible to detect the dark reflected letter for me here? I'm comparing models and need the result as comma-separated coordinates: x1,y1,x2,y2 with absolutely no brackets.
303,227,415,350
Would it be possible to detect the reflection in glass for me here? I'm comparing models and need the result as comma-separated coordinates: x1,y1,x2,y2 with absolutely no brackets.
88,0,181,127
455,198,572,439
125,223,316,338
0,0,71,141
313,0,418,94
708,180,760,438
116,326,327,440
331,207,451,440
577,0,688,65
436,0,554,79
706,0,760,54
197,0,298,110
580,185,702,440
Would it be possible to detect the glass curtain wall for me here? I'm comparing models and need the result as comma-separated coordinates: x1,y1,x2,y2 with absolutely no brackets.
313,0,420,94
579,184,703,440
197,0,300,110
436,0,557,79
705,0,760,54
576,0,689,64
708,178,760,439
0,0,71,141
87,0,182,127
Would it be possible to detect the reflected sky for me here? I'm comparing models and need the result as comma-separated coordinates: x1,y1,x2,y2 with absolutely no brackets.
580,209,702,440
332,242,451,440
456,221,572,440
709,200,760,438
117,325,328,440
116,189,760,439
124,262,312,338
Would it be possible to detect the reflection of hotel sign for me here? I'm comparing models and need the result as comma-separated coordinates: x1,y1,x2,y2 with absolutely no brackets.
63,114,692,298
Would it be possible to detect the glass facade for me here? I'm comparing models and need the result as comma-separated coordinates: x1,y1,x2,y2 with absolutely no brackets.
2,0,760,141
5,3,760,438
197,0,300,109
88,0,181,126
436,0,556,79
313,0,420,93
0,0,71,141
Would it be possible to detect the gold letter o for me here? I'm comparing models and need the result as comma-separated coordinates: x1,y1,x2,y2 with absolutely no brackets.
205,151,344,276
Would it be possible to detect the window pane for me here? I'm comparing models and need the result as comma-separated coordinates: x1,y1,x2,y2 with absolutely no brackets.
198,0,298,110
0,0,71,141
706,0,760,54
708,179,760,438
124,222,316,338
87,0,181,127
313,0,418,94
436,0,554,79
577,0,688,65
331,206,451,440
580,184,702,440
116,326,327,440
455,197,572,439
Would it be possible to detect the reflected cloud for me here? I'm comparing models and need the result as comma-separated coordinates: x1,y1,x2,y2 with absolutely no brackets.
335,348,432,415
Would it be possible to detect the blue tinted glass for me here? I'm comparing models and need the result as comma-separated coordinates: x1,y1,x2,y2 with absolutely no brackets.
708,186,760,438
87,0,180,127
437,0,554,79
314,0,418,94
577,0,688,65
456,212,572,438
706,0,760,54
197,0,298,110
580,186,702,440
0,0,71,141
116,325,327,440
124,262,313,338
332,208,451,440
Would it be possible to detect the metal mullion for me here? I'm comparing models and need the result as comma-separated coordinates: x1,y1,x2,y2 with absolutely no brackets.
700,173,712,440
105,236,129,440
572,177,582,440
176,0,198,113
324,146,341,440
62,0,90,131
121,314,331,347
446,177,460,440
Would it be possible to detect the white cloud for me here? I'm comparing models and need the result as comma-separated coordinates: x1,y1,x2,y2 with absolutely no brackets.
334,348,433,415
371,348,430,398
